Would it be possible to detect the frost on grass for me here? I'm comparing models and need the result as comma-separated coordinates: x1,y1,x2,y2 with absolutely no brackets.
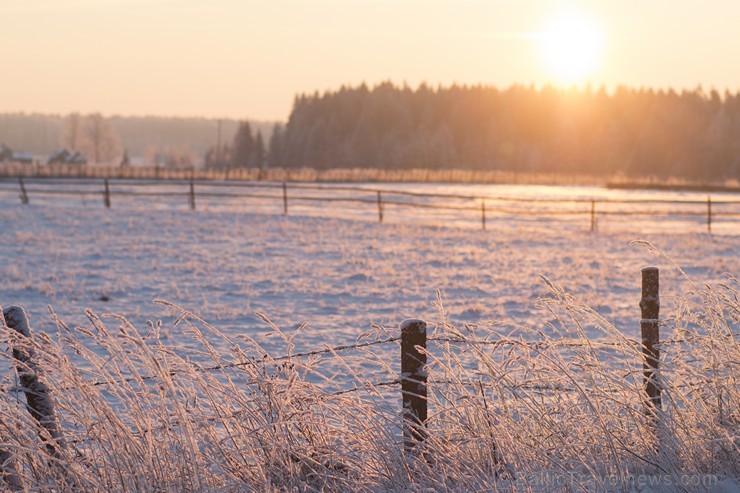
0,270,736,492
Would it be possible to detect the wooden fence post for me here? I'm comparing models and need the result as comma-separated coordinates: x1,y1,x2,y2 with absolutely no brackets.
590,200,596,232
481,200,486,231
400,318,427,454
189,180,196,210
103,179,111,209
377,191,384,223
0,307,23,492
707,196,712,234
2,306,66,459
283,182,288,215
640,267,661,424
19,178,29,205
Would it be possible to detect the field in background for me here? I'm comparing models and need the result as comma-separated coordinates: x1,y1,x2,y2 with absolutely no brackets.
1,181,738,347
0,185,737,491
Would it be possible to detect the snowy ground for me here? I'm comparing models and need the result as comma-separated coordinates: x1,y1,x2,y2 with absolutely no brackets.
1,182,737,372
1,182,738,492
2,179,739,236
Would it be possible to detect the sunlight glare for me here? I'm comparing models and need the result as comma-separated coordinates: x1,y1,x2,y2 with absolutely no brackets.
541,11,604,84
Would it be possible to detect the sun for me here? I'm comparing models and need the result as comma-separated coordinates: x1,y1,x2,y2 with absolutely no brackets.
540,11,604,84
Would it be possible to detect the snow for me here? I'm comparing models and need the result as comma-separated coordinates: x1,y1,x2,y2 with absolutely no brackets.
0,182,737,373
400,319,427,334
0,191,734,374
0,181,737,491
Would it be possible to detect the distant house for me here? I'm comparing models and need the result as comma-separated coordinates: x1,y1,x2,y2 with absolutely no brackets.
48,148,88,165
11,152,34,164
47,148,71,165
67,151,87,164
0,144,11,162
0,144,34,164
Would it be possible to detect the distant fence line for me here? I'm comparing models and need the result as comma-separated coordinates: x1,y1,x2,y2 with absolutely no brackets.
2,177,739,233
0,163,610,185
3,163,739,190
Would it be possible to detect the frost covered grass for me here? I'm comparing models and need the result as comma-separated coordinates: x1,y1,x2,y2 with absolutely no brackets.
0,268,737,492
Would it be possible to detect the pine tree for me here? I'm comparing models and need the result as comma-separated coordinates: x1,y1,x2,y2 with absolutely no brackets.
252,131,266,167
231,121,254,168
120,148,130,167
267,123,284,167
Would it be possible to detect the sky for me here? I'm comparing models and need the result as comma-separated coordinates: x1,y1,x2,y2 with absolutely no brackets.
2,0,740,121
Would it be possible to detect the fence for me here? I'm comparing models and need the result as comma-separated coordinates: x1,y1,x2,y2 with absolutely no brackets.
2,177,740,234
2,265,734,490
0,163,615,186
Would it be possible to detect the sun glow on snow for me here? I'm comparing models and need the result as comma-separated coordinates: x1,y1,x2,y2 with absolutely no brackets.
540,11,604,84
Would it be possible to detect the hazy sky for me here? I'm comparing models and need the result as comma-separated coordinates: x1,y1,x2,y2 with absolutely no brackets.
3,0,739,121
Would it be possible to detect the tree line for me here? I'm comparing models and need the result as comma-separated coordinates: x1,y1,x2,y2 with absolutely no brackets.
0,113,274,165
266,82,740,181
205,121,266,168
4,84,740,181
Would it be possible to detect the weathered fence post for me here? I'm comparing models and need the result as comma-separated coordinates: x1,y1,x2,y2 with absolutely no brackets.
282,182,288,215
189,180,196,210
707,196,712,234
590,200,596,232
377,191,384,223
481,200,487,231
400,318,427,454
0,301,23,492
103,179,111,209
19,178,29,205
640,267,661,424
2,306,66,459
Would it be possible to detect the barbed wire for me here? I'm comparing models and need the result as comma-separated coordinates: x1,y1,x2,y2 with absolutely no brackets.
3,327,736,393
2,316,736,396
427,336,642,349
73,336,402,389
51,335,648,389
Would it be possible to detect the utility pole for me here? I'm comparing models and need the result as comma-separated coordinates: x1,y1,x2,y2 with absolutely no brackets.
216,119,223,166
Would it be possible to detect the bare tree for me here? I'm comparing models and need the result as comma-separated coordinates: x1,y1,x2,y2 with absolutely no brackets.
60,113,83,151
81,114,122,164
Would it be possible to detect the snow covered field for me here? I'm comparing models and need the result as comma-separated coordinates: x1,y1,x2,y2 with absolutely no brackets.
0,182,738,491
1,182,737,353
